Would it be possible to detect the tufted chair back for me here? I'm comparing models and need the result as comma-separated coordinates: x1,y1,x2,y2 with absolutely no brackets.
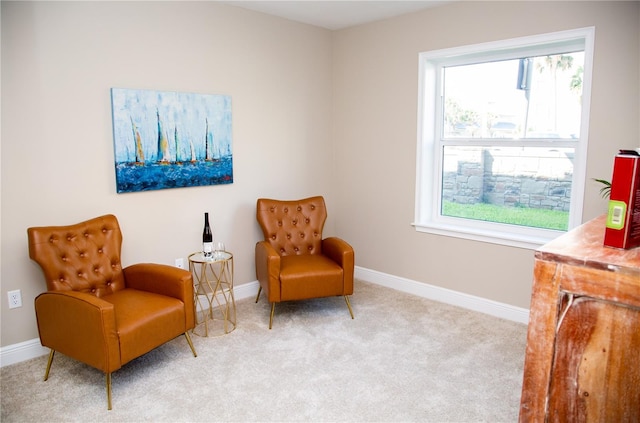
256,196,327,257
28,214,126,297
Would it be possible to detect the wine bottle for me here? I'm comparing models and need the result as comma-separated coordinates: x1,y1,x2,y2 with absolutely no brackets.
202,212,213,258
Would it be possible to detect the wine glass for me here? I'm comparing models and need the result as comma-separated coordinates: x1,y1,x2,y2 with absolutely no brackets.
214,241,225,259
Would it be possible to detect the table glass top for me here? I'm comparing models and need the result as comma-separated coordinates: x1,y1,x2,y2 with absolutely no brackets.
189,251,232,263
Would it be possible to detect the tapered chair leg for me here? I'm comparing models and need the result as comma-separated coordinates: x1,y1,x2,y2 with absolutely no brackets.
344,296,354,319
255,286,262,303
43,349,55,381
269,302,275,329
106,372,112,410
184,332,197,357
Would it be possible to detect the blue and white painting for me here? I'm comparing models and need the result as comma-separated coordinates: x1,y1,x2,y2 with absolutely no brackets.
111,88,233,193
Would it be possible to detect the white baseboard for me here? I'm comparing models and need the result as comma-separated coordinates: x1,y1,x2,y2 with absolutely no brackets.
0,338,49,368
234,280,261,301
1,272,527,367
355,266,530,325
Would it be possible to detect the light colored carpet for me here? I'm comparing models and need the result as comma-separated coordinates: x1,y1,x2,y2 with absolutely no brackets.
0,280,527,422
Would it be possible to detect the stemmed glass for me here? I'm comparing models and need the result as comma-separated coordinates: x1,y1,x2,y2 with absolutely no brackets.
214,241,225,260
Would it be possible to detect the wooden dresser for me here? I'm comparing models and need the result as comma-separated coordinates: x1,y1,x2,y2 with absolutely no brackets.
519,215,640,422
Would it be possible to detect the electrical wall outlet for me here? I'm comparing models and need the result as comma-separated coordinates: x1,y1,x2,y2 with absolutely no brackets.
7,290,22,309
175,258,184,269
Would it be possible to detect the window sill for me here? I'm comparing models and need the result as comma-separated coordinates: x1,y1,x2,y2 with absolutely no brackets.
412,221,564,250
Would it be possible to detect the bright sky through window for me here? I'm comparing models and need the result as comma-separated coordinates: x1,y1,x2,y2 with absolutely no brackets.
443,52,584,140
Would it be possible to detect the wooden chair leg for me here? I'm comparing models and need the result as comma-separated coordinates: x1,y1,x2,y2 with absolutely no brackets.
255,286,262,303
43,349,55,381
184,332,197,357
344,296,355,319
106,372,112,410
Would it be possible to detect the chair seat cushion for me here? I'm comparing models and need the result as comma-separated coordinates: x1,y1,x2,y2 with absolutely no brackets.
102,289,186,365
279,254,344,301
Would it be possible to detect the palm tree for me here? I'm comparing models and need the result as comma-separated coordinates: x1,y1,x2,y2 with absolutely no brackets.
570,65,583,101
536,55,574,131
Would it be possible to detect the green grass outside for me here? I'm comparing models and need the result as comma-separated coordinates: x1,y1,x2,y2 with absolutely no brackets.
442,201,569,231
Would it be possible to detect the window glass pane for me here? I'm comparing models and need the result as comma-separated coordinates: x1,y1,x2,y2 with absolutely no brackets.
441,146,572,230
443,52,584,139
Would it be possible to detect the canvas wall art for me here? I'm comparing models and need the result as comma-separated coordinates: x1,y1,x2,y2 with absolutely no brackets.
111,88,233,193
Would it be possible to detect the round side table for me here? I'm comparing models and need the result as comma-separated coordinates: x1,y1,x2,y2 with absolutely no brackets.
188,251,236,336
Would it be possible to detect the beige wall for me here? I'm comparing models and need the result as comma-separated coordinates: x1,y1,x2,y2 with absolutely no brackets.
1,1,333,347
331,1,639,307
2,1,638,349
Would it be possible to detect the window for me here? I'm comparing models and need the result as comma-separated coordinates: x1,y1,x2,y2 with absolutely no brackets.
414,28,595,249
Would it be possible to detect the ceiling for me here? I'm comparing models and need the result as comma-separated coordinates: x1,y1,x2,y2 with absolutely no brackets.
224,1,451,30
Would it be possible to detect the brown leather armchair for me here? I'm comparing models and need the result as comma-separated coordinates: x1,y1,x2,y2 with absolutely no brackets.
255,196,354,329
27,214,197,410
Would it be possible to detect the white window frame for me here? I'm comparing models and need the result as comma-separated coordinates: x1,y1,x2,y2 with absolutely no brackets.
414,27,595,250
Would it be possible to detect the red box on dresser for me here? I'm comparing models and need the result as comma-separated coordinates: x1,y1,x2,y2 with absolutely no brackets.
604,150,640,249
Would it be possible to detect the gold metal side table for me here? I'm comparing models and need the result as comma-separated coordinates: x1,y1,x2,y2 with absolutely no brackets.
188,251,236,337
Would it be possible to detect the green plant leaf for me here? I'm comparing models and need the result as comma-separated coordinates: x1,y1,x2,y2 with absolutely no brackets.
593,178,611,199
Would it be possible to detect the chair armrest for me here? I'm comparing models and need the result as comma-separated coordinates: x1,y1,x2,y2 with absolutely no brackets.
255,241,281,302
123,263,195,330
322,237,355,295
124,263,192,300
35,291,121,373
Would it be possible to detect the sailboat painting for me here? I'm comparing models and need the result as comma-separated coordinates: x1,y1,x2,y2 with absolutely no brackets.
110,88,233,193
